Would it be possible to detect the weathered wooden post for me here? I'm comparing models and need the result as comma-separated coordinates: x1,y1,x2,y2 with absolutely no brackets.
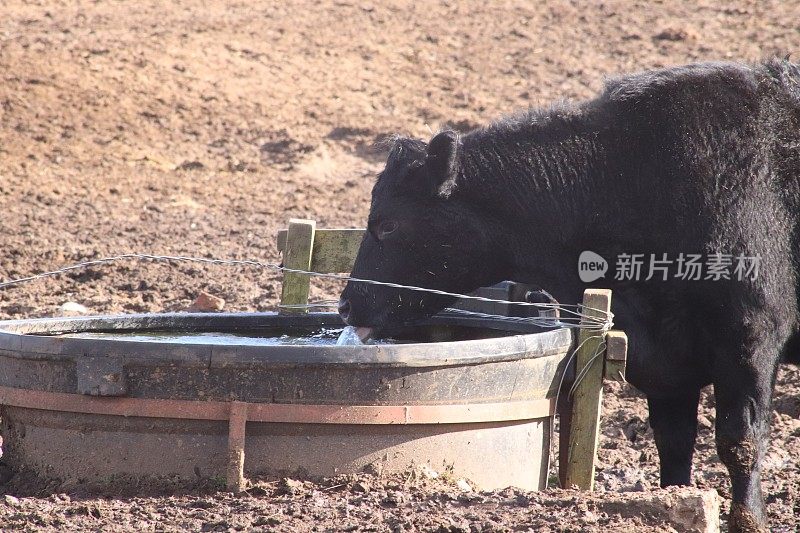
279,219,316,313
564,288,612,490
226,401,248,492
604,330,628,383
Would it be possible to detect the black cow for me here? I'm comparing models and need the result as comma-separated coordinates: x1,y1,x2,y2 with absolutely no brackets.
339,59,800,532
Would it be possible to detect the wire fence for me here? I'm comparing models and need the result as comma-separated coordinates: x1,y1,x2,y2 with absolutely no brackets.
0,251,621,489
0,253,614,330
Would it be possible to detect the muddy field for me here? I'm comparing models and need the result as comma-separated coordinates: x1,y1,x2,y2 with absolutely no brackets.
0,0,799,531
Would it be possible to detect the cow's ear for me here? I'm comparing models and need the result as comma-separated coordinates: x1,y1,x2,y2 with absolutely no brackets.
425,130,459,198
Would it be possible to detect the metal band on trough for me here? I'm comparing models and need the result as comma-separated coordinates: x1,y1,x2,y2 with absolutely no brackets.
0,386,555,424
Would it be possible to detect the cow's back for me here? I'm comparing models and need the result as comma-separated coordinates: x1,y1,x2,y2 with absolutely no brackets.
759,60,800,216
598,61,800,359
600,60,800,251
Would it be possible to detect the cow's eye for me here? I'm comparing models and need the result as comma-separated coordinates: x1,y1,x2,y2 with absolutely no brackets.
376,220,399,240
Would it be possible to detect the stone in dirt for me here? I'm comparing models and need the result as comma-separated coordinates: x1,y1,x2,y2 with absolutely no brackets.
187,291,225,312
351,481,370,493
4,495,20,507
417,465,439,480
175,160,205,171
60,301,90,315
456,479,473,492
279,478,305,496
598,487,720,533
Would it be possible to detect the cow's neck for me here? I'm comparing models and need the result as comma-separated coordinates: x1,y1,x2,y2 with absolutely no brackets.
456,118,621,297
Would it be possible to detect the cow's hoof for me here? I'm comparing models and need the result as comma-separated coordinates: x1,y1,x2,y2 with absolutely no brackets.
729,503,768,533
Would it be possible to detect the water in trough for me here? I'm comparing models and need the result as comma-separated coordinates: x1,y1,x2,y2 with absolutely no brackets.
56,326,381,346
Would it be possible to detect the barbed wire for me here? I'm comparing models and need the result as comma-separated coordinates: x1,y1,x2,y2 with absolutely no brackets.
0,253,613,330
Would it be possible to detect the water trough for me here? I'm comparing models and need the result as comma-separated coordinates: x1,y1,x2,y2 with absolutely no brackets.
0,311,573,491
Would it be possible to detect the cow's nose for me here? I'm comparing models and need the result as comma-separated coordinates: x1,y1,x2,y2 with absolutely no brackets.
338,298,352,324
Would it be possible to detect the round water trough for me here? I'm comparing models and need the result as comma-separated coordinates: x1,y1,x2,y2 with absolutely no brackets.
0,312,573,490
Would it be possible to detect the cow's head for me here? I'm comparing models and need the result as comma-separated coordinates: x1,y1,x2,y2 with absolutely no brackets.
338,130,512,337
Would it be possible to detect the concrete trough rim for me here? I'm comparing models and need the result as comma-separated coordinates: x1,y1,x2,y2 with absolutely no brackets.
0,311,574,368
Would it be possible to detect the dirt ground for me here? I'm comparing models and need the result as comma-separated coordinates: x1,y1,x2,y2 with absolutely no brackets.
0,0,798,531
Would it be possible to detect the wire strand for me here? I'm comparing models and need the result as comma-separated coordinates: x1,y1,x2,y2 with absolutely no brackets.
1,252,617,488
0,253,614,329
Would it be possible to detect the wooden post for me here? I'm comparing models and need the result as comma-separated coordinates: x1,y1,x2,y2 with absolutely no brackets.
279,219,316,313
226,401,248,492
565,288,612,490
604,330,628,382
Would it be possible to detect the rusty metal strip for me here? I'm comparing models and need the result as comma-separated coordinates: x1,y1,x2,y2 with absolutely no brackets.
246,401,555,424
0,385,554,425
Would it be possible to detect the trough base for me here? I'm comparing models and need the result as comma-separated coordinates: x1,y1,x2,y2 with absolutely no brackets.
1,406,550,491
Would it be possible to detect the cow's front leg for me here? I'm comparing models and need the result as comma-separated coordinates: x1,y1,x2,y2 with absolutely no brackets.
713,354,778,533
647,392,700,486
